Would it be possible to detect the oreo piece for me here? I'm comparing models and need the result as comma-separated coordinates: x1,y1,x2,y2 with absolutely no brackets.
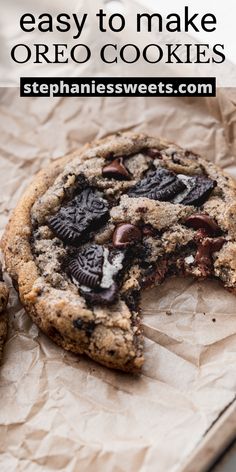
128,168,186,201
48,188,109,245
177,176,216,206
82,283,119,306
69,244,104,289
69,245,124,305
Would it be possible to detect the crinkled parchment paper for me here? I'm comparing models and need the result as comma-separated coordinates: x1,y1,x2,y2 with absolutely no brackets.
0,88,236,472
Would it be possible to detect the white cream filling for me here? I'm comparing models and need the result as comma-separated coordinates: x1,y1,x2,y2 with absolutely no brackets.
100,248,124,289
173,174,193,203
185,255,195,265
72,248,124,291
71,276,92,292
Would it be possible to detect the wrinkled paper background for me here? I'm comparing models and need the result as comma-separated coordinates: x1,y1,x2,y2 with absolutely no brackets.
0,88,236,472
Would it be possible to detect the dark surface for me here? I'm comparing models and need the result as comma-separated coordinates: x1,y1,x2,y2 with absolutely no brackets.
209,438,236,472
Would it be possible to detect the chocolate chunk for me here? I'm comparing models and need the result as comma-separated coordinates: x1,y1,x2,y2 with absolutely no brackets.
73,318,95,336
102,157,131,180
142,224,156,237
123,289,139,312
141,259,168,288
172,153,185,165
48,188,109,245
185,214,221,236
179,176,216,206
129,168,186,201
146,148,162,158
69,245,104,289
113,224,142,248
82,283,118,306
195,237,225,275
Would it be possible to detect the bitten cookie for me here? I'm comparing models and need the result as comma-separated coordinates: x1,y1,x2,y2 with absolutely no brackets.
0,267,9,362
2,133,236,372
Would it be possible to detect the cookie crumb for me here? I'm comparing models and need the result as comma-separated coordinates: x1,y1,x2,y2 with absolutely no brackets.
166,309,172,316
212,318,216,322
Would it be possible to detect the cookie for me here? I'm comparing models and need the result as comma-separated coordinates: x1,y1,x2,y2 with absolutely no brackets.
0,267,9,362
2,133,236,372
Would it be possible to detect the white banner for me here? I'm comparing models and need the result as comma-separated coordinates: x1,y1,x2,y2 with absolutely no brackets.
1,0,235,87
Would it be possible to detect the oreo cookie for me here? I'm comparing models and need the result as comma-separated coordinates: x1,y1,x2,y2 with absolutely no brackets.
48,188,109,245
177,176,216,206
69,244,124,305
128,168,185,201
81,283,119,306
69,244,104,289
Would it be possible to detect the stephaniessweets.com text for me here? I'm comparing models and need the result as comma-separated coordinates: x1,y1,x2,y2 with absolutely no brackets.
20,77,216,97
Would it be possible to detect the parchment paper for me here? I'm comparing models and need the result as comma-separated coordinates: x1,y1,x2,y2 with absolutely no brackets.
0,87,236,472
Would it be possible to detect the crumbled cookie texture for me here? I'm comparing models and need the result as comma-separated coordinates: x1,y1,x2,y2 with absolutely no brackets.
214,242,236,287
110,195,193,230
161,225,195,253
2,132,236,372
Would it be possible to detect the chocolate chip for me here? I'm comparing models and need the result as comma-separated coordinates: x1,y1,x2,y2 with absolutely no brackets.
108,350,116,356
141,259,168,288
185,214,221,236
48,188,109,245
129,168,185,201
172,154,184,165
113,224,142,248
69,245,104,289
166,310,172,316
102,157,131,180
195,237,225,274
73,318,95,336
82,282,118,306
142,224,156,237
179,176,216,206
146,148,162,158
123,289,140,312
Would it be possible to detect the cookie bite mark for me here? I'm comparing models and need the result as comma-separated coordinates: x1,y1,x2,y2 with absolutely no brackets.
0,283,9,317
4,132,236,373
195,236,226,276
214,242,236,289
